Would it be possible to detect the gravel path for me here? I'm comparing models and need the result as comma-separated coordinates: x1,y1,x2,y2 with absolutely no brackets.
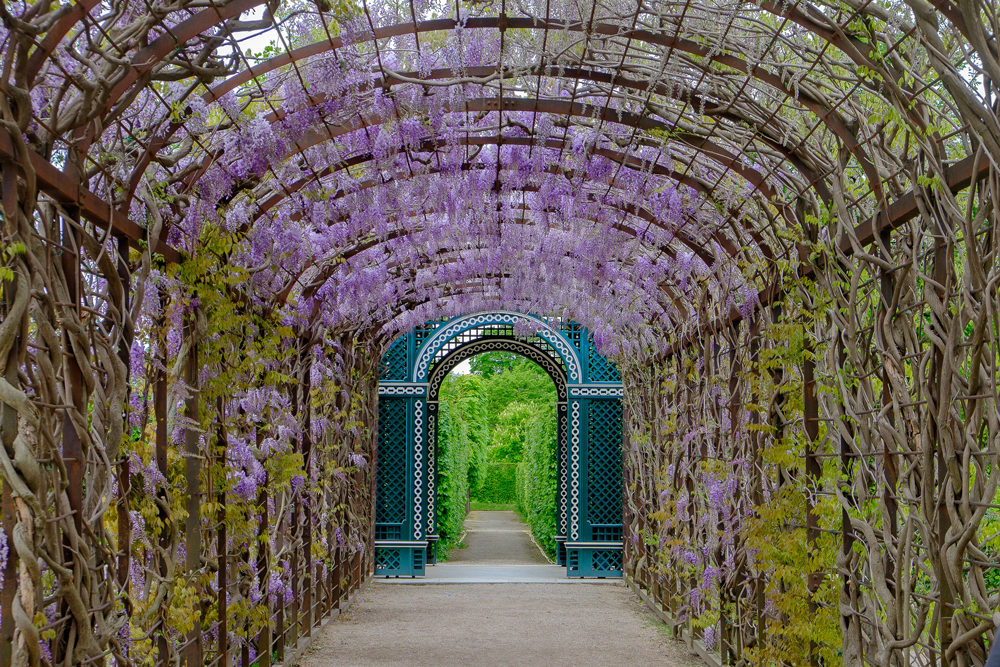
298,512,701,667
445,510,549,564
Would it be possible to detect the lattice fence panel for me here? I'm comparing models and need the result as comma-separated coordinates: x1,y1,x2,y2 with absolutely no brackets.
591,549,623,572
588,337,621,382
380,337,409,380
559,322,583,352
587,400,622,526
376,398,408,524
414,321,440,347
375,548,402,572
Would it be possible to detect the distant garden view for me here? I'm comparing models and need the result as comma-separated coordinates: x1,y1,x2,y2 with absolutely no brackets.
433,352,559,559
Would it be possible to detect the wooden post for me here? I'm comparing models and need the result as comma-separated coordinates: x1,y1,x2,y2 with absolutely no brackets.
216,397,228,667
217,504,227,667
804,340,821,667
1,479,15,667
154,302,170,667
301,356,313,635
930,234,952,665
116,235,133,595
878,229,900,597
257,428,272,667
838,335,861,662
1,276,19,667
60,214,84,538
184,327,202,667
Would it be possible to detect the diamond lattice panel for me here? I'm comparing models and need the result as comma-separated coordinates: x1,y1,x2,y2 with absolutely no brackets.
376,398,407,524
592,549,623,572
588,338,621,382
380,338,409,381
587,400,622,526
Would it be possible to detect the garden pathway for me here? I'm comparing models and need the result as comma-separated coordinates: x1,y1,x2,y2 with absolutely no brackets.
298,511,702,666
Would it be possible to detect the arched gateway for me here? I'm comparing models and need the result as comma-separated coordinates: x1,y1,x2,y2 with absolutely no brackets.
375,312,624,578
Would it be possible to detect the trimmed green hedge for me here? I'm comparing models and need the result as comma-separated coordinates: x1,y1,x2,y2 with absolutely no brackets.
473,462,517,503
435,401,471,553
515,415,558,559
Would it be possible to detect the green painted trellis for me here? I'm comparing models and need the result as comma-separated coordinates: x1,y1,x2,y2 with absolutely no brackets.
375,311,624,578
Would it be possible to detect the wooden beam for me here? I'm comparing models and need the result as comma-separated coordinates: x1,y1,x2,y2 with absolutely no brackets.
668,153,991,355
0,130,181,264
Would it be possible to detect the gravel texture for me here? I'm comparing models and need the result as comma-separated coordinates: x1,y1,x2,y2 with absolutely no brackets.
298,512,702,666
445,510,550,565
298,582,704,667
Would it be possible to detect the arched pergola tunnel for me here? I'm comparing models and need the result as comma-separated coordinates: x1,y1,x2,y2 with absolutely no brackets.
1,0,999,663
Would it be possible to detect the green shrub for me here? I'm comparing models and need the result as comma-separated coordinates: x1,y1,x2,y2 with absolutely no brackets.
515,414,558,559
435,401,472,553
473,462,517,503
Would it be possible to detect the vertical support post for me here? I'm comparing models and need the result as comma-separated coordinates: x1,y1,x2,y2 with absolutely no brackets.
257,426,272,667
837,335,861,662
218,502,227,667
116,235,133,595
60,213,83,538
216,397,228,667
804,348,821,666
930,233,952,665
275,500,285,664
1,479,15,667
154,302,169,667
184,328,202,667
332,553,342,610
301,354,313,635
878,229,900,598
1,273,20,667
722,327,741,665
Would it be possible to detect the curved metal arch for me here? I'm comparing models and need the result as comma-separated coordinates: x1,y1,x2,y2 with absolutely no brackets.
248,139,753,267
302,244,691,329
426,337,568,402
183,16,875,189
261,64,831,202
267,169,730,271
313,271,691,340
219,96,794,227
119,14,870,220
411,311,584,384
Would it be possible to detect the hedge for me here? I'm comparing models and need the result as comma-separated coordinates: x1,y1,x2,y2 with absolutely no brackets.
472,462,517,503
515,414,558,559
435,401,472,553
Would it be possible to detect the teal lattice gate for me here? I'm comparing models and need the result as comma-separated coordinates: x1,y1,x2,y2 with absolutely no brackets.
375,312,623,578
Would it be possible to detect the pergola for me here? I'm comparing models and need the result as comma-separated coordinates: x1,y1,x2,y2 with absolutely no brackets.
0,0,997,662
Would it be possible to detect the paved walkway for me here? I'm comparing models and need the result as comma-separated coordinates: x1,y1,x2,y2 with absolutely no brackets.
299,512,702,667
